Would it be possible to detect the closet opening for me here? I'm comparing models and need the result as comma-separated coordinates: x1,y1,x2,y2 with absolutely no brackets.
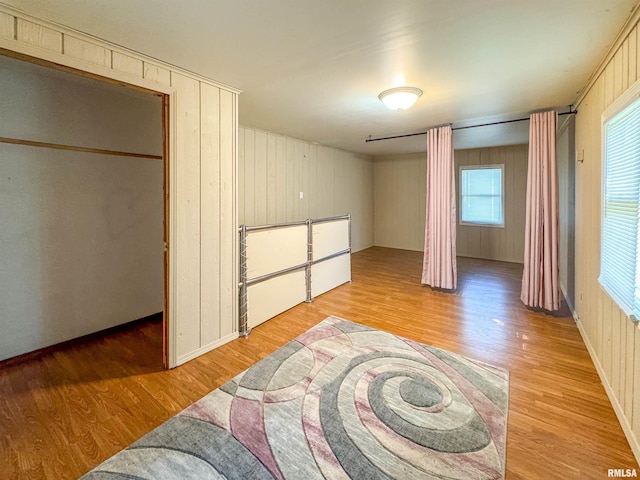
0,52,171,369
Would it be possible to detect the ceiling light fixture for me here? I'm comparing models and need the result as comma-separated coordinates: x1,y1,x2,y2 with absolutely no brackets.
378,86,423,111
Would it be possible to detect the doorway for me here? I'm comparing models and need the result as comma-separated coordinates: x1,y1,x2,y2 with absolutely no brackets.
0,53,170,367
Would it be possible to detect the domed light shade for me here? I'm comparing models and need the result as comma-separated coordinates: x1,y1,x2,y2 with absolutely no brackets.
378,86,423,111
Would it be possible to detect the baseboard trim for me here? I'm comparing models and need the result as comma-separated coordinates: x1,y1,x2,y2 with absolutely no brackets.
575,317,640,463
176,331,240,366
0,312,163,369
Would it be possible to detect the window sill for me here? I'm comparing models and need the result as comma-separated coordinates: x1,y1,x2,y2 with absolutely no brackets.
459,221,505,228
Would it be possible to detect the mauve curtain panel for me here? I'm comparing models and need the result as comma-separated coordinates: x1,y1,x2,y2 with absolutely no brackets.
422,125,457,290
521,110,560,311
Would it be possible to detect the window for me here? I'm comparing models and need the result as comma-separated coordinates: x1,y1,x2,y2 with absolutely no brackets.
600,92,640,322
459,165,504,226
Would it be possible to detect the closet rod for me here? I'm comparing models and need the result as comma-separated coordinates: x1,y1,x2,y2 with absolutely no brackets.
365,108,577,143
0,136,163,160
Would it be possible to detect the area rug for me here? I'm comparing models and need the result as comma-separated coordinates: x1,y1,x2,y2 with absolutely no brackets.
81,316,509,479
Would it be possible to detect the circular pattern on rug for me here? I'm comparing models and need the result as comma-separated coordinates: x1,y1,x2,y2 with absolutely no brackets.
292,320,507,479
82,316,508,480
399,375,443,407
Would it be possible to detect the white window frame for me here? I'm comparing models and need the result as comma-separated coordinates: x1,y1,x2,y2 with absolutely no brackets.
458,164,505,228
600,77,640,323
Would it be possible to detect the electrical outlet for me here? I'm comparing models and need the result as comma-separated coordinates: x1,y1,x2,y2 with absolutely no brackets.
299,191,304,199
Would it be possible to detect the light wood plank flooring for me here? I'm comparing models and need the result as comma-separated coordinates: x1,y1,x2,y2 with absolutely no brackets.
0,247,637,479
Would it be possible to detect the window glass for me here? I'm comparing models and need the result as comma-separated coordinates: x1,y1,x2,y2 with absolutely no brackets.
459,165,504,226
600,96,640,321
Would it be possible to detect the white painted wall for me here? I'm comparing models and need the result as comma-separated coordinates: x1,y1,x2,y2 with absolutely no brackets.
0,55,164,361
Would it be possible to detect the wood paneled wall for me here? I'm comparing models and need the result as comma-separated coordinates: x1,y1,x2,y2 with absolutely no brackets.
373,153,426,251
455,145,528,263
557,116,576,310
373,145,528,263
574,9,640,461
0,5,239,367
238,126,374,252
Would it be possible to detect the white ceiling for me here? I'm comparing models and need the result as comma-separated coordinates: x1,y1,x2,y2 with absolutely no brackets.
3,0,638,155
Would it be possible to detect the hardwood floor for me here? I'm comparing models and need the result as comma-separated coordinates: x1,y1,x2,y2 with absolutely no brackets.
0,246,637,479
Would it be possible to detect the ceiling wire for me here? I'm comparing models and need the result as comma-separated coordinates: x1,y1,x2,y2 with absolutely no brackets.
365,107,577,143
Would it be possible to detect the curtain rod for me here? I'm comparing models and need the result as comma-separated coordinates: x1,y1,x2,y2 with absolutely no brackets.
365,108,577,143
0,136,163,160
